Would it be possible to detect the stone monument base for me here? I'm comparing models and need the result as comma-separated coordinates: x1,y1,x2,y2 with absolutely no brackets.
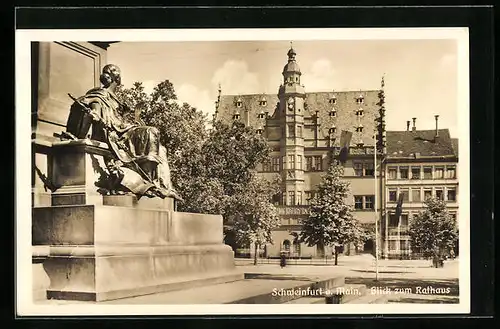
33,197,243,302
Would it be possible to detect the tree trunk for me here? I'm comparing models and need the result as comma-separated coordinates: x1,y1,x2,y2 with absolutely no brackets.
334,246,339,265
253,242,258,266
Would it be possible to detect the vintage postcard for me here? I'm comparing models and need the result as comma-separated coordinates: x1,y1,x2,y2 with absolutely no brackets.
16,27,470,316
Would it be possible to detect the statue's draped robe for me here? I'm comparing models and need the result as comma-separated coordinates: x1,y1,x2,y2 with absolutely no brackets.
77,87,173,196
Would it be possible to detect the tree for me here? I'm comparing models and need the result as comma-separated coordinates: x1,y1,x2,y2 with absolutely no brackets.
409,197,458,267
203,121,279,258
115,80,212,213
114,81,279,259
299,161,362,265
230,175,281,265
115,82,151,124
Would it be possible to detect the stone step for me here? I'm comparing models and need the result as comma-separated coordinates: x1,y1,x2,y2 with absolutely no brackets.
245,273,345,291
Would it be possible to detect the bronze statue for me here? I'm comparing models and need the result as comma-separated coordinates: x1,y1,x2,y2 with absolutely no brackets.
63,64,180,200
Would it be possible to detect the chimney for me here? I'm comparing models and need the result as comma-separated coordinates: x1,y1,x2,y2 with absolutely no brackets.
412,117,417,131
406,120,410,131
435,115,439,137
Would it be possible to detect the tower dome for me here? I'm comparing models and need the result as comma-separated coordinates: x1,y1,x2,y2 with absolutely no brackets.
282,45,301,75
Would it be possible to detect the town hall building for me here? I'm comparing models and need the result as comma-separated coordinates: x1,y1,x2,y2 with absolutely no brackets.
214,46,385,258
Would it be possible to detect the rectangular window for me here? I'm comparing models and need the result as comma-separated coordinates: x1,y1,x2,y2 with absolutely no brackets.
296,191,302,205
400,189,409,202
447,188,456,201
297,125,303,138
423,167,433,179
435,189,444,200
288,124,295,138
400,214,409,227
365,196,374,209
282,193,287,206
354,196,363,209
411,167,421,180
411,188,421,202
388,240,397,251
389,190,397,202
435,167,444,179
288,191,295,206
288,155,295,170
399,167,409,179
306,156,313,171
354,162,363,176
365,162,374,176
424,189,432,200
271,157,280,172
446,166,456,179
305,191,312,206
297,155,302,170
314,156,323,171
388,167,397,179
262,159,271,172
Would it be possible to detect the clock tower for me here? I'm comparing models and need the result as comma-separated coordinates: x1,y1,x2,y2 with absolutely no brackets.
278,45,306,206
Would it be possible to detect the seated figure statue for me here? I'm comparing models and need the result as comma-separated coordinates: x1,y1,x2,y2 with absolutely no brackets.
63,64,180,200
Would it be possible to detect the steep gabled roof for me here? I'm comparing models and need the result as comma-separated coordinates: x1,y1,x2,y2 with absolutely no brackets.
386,129,456,159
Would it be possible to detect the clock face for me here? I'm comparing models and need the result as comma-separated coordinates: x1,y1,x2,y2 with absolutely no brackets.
287,97,295,104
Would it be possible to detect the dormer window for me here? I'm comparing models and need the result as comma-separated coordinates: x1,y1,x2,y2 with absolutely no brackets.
356,94,364,105
259,97,267,106
357,141,364,147
329,126,336,134
356,124,364,132
329,108,337,117
256,128,263,135
329,95,337,104
233,112,241,120
258,111,266,119
356,108,364,116
236,98,242,108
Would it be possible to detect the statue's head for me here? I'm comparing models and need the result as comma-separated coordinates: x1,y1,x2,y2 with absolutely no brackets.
100,64,122,87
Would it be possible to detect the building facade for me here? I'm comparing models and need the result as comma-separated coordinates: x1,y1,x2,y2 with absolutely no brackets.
381,118,459,259
215,47,385,258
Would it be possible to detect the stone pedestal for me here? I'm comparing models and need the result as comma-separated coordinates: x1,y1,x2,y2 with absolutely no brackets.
33,139,242,302
49,139,111,206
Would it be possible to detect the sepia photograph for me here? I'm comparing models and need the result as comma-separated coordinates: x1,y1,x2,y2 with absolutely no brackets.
16,27,470,315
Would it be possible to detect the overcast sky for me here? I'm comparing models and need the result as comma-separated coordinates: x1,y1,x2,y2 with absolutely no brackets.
108,39,459,137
